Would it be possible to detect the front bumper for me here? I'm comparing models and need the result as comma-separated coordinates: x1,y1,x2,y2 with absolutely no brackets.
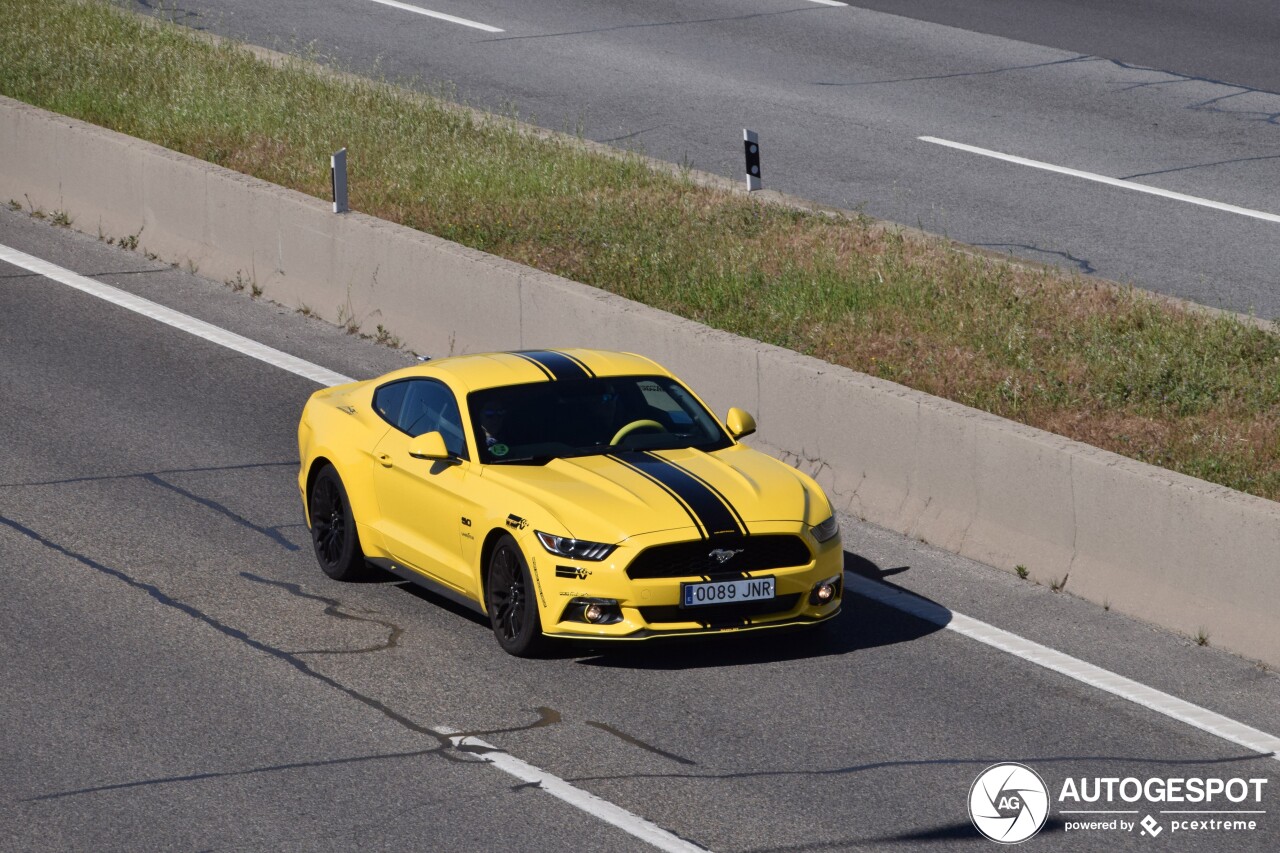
530,522,844,640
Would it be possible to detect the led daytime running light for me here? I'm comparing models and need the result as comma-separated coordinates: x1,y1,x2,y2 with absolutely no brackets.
535,531,615,561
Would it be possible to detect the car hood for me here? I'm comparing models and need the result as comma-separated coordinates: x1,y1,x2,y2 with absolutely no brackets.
479,445,824,543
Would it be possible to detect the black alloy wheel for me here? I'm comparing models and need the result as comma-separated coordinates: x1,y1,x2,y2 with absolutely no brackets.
309,464,368,581
486,534,545,657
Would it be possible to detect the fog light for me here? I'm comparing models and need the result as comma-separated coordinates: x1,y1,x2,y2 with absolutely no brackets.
565,598,622,625
809,575,842,606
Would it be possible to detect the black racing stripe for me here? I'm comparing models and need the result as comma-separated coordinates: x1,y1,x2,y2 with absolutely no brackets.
508,352,556,380
659,455,750,536
608,454,705,538
554,350,597,378
614,451,745,538
512,350,592,381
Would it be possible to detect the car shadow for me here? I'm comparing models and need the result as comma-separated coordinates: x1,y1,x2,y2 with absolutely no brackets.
570,549,949,670
388,577,493,628
376,549,952,667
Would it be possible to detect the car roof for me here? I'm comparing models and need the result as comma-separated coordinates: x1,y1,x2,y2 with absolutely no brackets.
376,349,674,393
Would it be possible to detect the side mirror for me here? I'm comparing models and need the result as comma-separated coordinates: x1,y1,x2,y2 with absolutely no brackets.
725,407,756,440
407,431,455,461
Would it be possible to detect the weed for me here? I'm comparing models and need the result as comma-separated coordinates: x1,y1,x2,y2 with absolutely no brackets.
50,209,73,227
1015,565,1029,580
336,302,361,335
250,282,262,298
184,258,199,274
118,228,142,251
1195,628,1210,647
1049,574,1069,593
8,199,22,211
226,271,248,292
145,251,158,261
374,324,400,348
298,303,314,318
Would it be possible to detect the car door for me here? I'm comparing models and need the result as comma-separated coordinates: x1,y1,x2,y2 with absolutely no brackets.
370,378,477,595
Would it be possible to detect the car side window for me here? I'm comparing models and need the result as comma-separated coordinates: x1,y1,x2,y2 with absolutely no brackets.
374,379,468,459
373,380,410,425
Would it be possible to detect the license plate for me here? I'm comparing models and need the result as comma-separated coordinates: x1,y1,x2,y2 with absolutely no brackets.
681,576,775,608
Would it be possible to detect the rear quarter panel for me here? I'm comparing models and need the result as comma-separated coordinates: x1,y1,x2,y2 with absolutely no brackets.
298,382,391,558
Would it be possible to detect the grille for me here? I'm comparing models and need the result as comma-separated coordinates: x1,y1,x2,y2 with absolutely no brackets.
625,535,811,580
639,593,802,626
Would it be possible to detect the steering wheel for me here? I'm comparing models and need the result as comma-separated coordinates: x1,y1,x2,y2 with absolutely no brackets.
610,419,666,445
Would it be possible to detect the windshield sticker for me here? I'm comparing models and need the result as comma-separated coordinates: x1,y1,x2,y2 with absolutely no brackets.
491,443,509,457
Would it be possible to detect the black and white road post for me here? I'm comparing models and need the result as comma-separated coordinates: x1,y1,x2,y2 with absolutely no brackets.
331,148,349,214
743,129,761,191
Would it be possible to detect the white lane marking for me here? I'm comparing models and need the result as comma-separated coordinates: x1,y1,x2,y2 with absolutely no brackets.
847,574,1280,763
919,136,1280,225
807,0,849,6
444,730,708,852
366,0,504,32
5,240,708,851
0,244,355,387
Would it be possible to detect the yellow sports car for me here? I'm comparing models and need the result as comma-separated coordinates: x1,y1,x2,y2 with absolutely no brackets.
298,349,843,656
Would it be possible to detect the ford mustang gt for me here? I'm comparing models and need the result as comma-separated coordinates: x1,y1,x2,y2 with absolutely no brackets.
298,349,843,655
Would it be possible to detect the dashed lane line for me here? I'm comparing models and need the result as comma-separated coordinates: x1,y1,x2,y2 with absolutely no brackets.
365,0,504,33
920,136,1280,225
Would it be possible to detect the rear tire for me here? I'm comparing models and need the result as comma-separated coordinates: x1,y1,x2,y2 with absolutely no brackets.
486,534,546,657
309,464,368,581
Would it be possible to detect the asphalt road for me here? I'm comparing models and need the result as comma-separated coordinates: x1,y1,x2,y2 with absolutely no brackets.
2,209,1277,851
127,0,1280,318
840,0,1280,96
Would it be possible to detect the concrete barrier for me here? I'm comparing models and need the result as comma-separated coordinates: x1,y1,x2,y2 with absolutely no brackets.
3,94,1277,666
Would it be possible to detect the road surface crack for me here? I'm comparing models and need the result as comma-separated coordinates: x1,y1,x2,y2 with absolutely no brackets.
239,571,403,654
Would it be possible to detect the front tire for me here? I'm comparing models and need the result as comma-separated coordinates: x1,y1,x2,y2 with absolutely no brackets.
486,535,545,657
309,464,368,581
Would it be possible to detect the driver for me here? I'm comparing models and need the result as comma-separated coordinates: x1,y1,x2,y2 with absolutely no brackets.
559,384,622,447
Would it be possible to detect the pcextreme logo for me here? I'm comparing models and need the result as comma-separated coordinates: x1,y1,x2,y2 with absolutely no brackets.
969,762,1270,844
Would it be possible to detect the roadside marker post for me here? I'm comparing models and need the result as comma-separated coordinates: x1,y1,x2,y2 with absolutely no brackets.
331,148,349,214
743,129,761,191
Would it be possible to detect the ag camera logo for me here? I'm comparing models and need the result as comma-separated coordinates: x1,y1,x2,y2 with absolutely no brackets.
969,763,1050,844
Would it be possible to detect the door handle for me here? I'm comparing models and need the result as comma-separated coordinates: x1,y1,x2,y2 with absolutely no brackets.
377,453,393,468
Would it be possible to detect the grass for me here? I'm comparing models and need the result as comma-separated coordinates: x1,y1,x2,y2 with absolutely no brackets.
2,0,1278,500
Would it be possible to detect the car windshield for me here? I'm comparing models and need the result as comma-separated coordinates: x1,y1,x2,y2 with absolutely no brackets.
469,375,733,464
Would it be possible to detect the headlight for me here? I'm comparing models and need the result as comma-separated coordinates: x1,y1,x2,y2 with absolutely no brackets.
535,531,615,561
810,515,840,544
